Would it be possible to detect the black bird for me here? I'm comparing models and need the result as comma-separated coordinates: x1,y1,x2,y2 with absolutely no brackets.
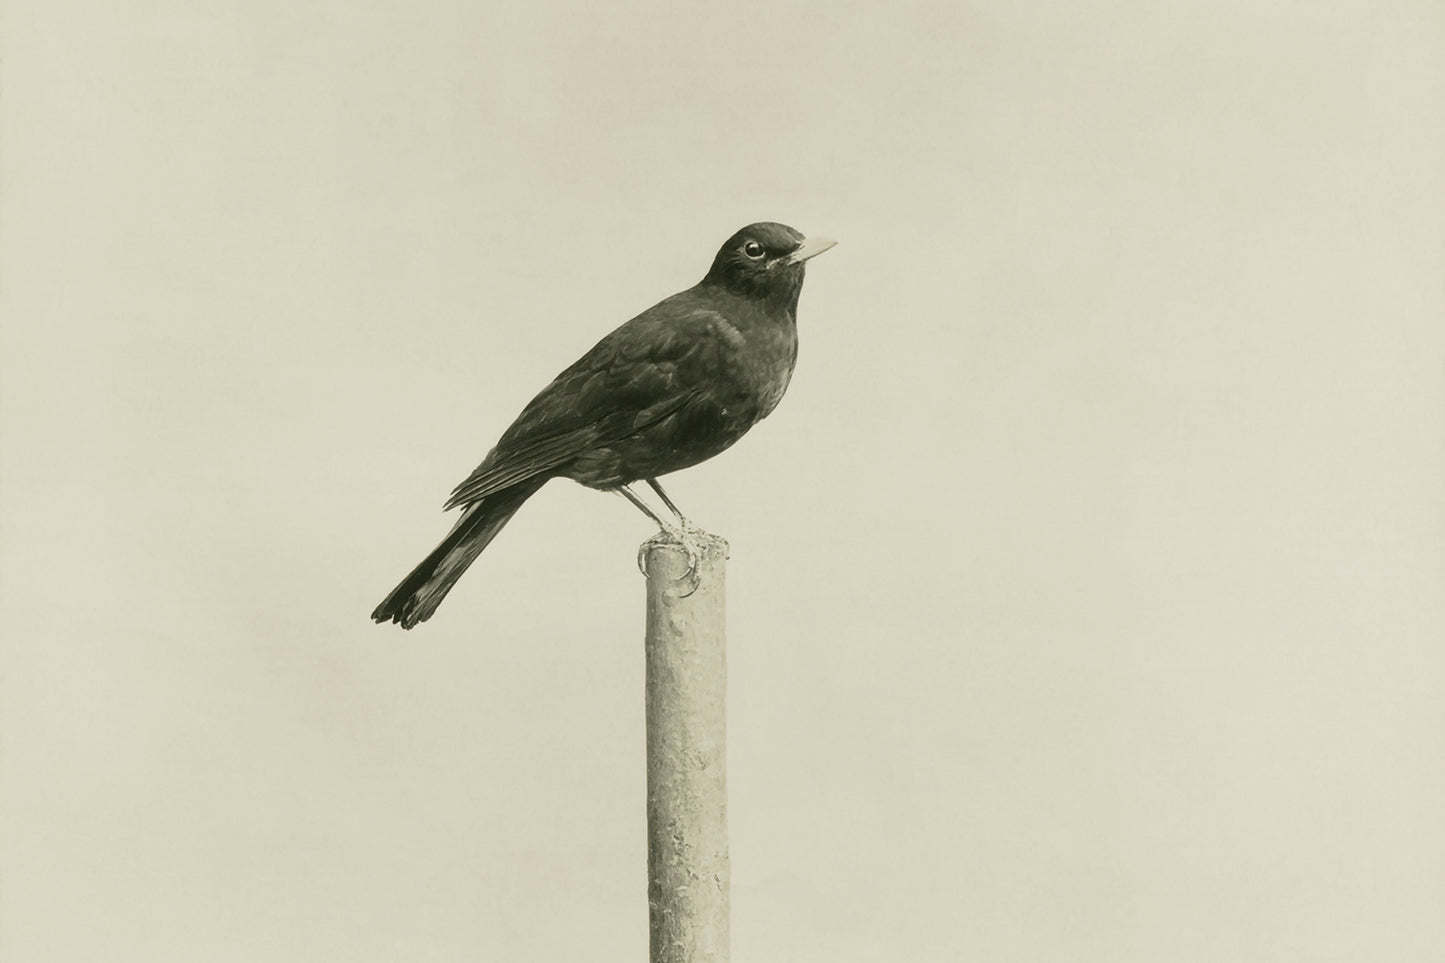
372,222,835,628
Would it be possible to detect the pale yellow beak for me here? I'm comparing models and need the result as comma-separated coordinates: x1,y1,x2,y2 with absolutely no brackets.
786,236,838,264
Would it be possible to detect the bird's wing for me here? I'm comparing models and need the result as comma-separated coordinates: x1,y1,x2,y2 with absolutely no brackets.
443,300,729,510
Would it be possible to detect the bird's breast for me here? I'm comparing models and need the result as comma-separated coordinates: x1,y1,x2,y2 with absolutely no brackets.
728,317,797,420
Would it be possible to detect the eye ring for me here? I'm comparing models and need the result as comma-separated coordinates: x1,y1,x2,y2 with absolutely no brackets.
742,240,765,259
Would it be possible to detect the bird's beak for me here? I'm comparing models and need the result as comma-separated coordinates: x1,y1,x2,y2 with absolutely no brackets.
786,236,838,264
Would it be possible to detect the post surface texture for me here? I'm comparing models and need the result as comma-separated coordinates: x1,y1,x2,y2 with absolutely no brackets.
644,534,730,963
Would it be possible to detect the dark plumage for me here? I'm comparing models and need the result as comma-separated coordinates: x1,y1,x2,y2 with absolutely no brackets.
372,222,835,628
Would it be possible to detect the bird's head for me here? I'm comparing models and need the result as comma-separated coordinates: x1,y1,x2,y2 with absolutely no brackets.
703,222,836,309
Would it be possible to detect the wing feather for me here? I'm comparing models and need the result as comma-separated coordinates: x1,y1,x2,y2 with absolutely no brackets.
443,298,730,510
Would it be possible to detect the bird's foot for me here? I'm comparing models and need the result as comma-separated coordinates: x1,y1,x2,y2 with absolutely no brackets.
636,523,709,597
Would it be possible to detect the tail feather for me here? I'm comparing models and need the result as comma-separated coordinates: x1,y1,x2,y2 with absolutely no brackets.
372,479,546,629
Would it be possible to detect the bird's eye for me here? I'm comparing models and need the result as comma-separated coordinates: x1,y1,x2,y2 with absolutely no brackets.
742,240,765,259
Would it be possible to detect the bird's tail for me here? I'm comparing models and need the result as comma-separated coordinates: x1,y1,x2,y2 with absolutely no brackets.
372,478,547,629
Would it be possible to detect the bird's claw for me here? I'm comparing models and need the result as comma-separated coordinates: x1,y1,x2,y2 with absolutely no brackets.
636,525,706,597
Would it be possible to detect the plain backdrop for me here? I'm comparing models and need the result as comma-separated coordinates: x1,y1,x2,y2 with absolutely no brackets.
2,1,1442,960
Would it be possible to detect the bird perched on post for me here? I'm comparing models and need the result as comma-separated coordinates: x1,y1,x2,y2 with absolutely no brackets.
372,222,835,629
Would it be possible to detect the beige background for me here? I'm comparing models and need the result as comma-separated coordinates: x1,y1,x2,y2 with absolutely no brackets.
3,1,1442,960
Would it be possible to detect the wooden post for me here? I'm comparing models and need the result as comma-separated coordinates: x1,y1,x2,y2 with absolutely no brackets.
642,533,730,963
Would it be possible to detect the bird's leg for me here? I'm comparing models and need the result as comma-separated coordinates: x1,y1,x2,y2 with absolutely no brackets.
615,484,675,533
615,484,703,594
642,478,706,593
645,478,695,531
615,486,688,582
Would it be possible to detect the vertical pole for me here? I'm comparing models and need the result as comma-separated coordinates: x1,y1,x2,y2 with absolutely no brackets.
643,533,730,963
